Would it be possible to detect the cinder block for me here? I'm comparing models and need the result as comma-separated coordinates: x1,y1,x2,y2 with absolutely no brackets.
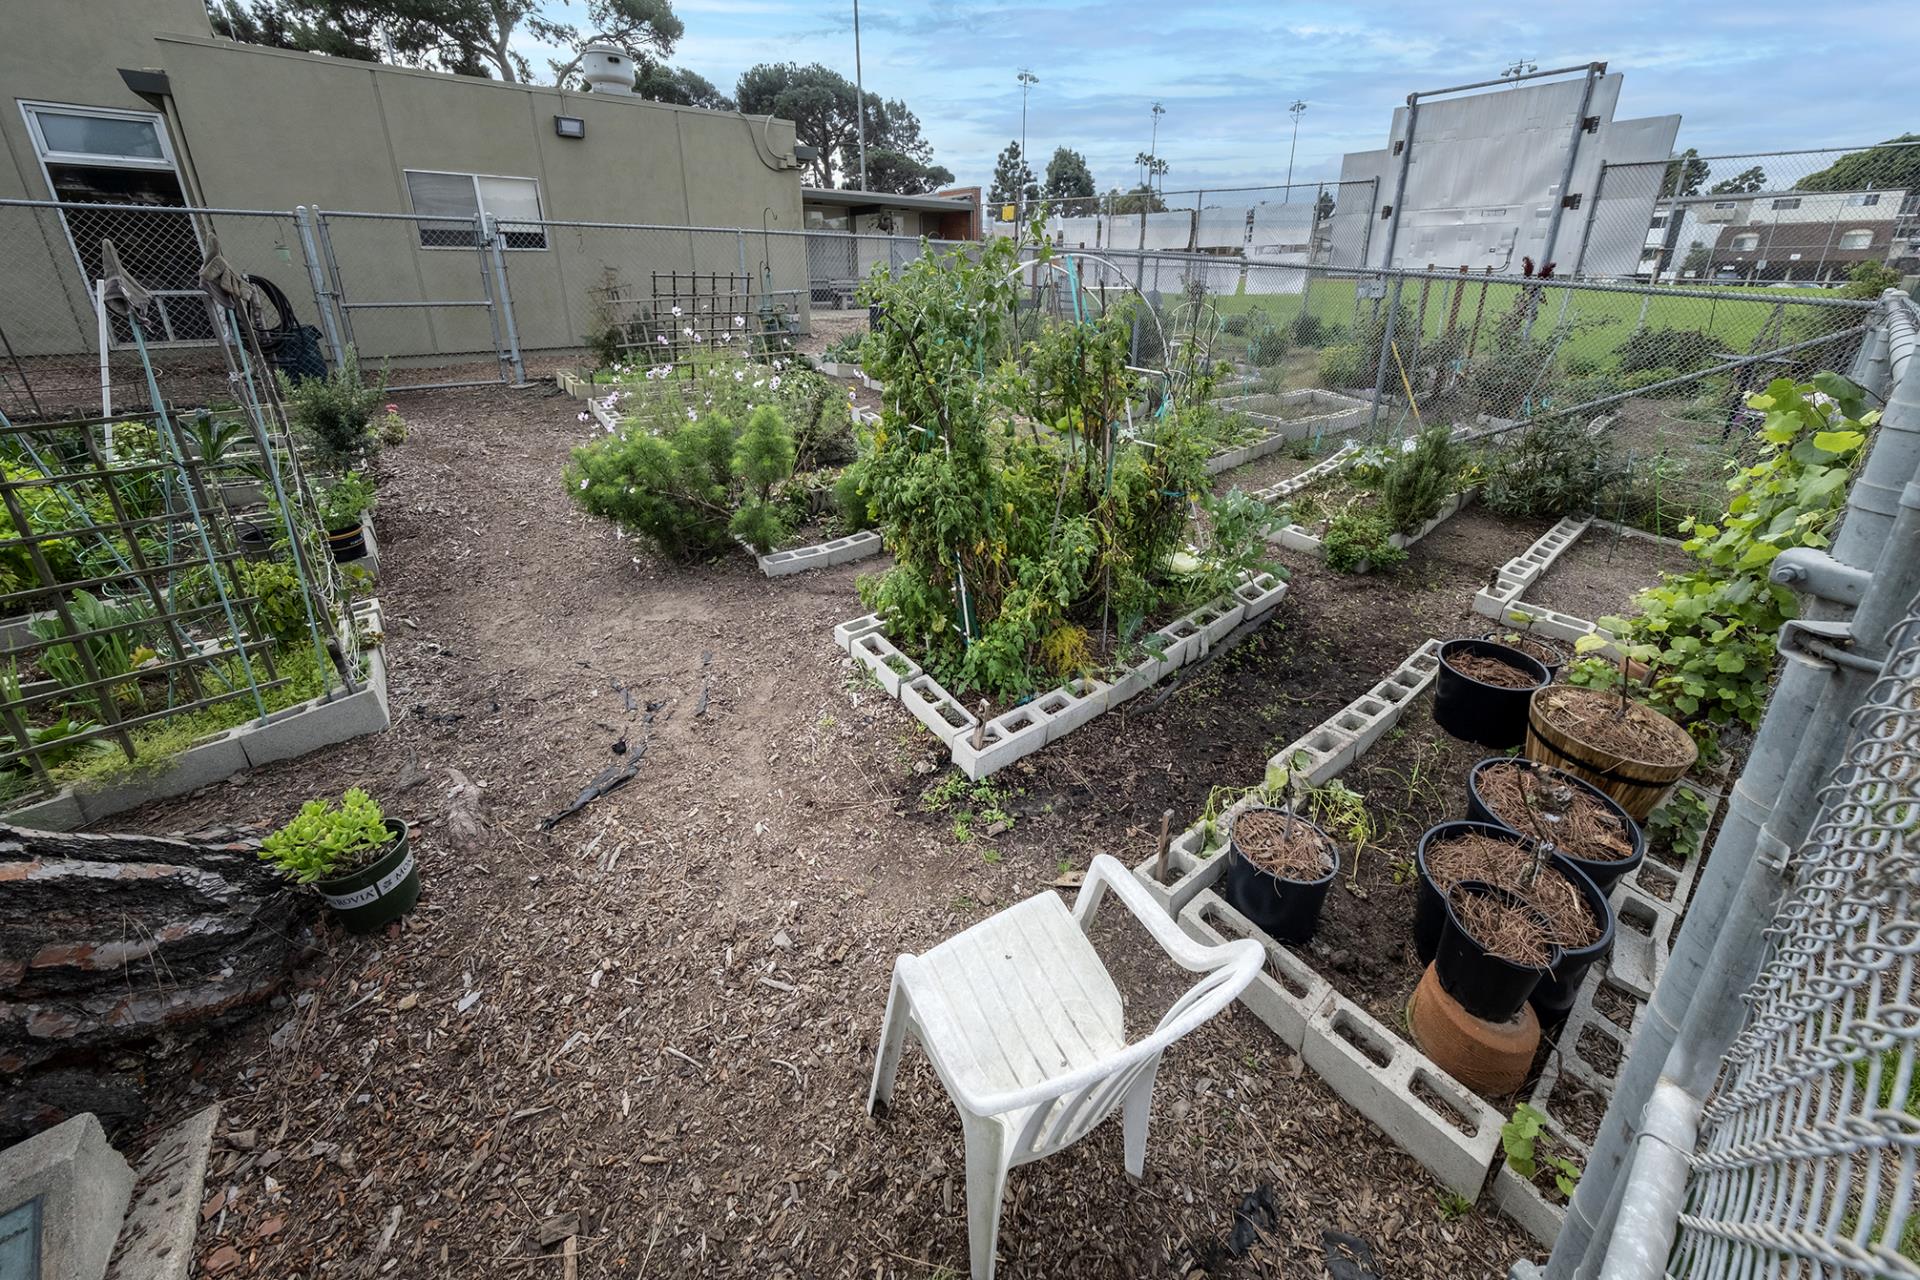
832,613,887,652
948,710,1046,780
1154,618,1205,668
1269,725,1356,787
1332,694,1397,755
0,1113,135,1280
1186,599,1246,648
74,729,251,825
236,672,390,772
1275,524,1323,553
2,787,86,832
1029,684,1099,742
1606,884,1678,1000
1132,825,1226,915
1299,988,1503,1198
1235,571,1288,617
1181,889,1328,1050
852,632,919,696
899,674,976,744
1491,1161,1565,1247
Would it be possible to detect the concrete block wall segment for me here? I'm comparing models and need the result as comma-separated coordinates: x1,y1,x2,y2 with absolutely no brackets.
899,674,977,745
1268,725,1358,787
106,1103,220,1280
1186,599,1247,648
1180,889,1329,1050
1386,490,1471,551
236,645,391,771
1234,570,1288,618
1299,986,1504,1198
1131,824,1227,915
1029,684,1097,743
1274,525,1324,554
1492,1162,1566,1247
1153,617,1205,668
74,732,251,825
832,613,887,652
587,396,619,433
0,1112,135,1280
1604,883,1678,1000
851,632,920,696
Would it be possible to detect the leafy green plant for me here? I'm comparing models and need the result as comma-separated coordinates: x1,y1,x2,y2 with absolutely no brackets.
259,787,393,884
1569,374,1871,739
318,471,376,530
1614,327,1714,377
236,559,313,645
1502,1104,1581,1199
1481,418,1622,520
1317,343,1371,389
1647,785,1711,859
280,347,386,466
1321,508,1405,574
1379,426,1463,534
28,590,151,703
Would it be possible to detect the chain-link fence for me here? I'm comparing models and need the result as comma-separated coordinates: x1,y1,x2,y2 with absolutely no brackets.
1576,141,1920,283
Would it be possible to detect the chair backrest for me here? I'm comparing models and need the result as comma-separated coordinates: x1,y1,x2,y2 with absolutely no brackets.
1005,961,1246,1166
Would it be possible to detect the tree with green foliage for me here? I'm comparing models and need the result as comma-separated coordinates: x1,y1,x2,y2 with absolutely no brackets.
209,0,683,85
989,142,1039,206
1661,148,1709,198
1379,425,1463,535
1795,134,1920,193
1106,185,1168,215
1709,165,1767,194
635,61,733,110
1043,148,1096,202
734,64,944,191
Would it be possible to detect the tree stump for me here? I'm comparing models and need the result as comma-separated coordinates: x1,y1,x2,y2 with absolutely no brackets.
0,823,317,1143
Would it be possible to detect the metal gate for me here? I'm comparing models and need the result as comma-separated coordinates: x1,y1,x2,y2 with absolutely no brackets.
310,209,517,391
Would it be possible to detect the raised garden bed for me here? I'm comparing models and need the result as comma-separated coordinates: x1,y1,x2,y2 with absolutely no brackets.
1473,516,1689,649
1129,636,1717,1227
835,568,1289,780
1241,439,1478,569
2,599,393,832
1201,389,1372,476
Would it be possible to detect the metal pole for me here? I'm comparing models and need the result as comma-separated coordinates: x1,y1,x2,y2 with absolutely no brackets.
1540,62,1602,272
852,0,867,190
294,205,347,368
1286,100,1306,191
484,214,528,387
1367,273,1404,435
312,211,354,353
1571,162,1609,278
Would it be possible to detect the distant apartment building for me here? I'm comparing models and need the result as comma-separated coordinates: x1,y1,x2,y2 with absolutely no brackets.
1639,189,1919,282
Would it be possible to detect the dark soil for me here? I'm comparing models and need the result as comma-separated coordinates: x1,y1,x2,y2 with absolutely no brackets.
1448,650,1543,690
90,391,1547,1279
1533,685,1697,768
1475,761,1637,864
1576,1023,1625,1077
1211,446,1317,496
1592,981,1638,1032
1544,1075,1609,1148
1521,526,1693,624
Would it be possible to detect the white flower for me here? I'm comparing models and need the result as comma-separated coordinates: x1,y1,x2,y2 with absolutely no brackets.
656,334,668,346
579,478,588,489
691,332,704,343
686,408,697,421
770,376,782,390
722,333,732,344
733,315,745,328
577,411,590,422
734,370,745,381
683,326,695,338
753,378,765,389
671,305,683,317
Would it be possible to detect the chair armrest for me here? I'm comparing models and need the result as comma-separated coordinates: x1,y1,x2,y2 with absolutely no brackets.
1071,853,1226,972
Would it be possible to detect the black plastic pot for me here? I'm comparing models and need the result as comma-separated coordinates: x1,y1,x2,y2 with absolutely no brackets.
1482,631,1569,682
1531,861,1616,1023
1223,807,1339,946
327,519,367,562
313,819,418,933
1465,757,1646,894
237,522,275,560
1433,638,1549,749
1434,880,1560,1023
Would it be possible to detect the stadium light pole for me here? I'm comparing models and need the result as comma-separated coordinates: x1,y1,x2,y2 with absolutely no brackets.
1149,100,1165,192
852,0,867,189
1286,100,1307,193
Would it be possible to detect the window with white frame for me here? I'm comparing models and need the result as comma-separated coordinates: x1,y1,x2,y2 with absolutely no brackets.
403,171,547,249
1712,200,1737,210
1730,233,1760,251
1771,197,1801,210
1838,229,1874,250
19,101,210,342
1846,193,1881,207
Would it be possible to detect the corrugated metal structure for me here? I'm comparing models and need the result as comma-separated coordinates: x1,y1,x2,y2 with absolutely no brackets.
1331,69,1678,277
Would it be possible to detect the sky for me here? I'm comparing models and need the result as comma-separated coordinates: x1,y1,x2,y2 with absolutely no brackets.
516,0,1917,194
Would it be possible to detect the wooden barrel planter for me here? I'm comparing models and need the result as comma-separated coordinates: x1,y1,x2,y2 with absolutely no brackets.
1525,685,1697,821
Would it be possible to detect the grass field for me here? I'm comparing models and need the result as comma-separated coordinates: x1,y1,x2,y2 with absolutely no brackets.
1192,276,1848,370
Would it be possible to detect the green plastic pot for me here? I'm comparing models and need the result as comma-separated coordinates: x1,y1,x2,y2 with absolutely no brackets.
313,819,418,933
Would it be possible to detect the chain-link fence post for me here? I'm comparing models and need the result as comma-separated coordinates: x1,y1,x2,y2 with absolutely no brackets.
1366,273,1405,436
483,214,527,387
293,205,346,368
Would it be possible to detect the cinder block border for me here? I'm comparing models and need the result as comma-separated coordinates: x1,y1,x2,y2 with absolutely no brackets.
1,601,392,833
1203,390,1374,477
1244,442,1475,566
836,570,1288,781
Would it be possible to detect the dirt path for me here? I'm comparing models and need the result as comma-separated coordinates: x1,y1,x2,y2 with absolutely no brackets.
117,386,1545,1279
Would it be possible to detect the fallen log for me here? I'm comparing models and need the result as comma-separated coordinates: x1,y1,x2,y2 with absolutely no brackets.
0,823,317,1143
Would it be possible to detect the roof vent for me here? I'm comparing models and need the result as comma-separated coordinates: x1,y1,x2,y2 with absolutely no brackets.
580,43,635,95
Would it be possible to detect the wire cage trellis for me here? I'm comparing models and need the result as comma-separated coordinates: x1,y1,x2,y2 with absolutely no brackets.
0,237,369,809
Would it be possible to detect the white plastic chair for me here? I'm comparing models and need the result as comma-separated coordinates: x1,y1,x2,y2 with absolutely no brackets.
867,853,1263,1280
